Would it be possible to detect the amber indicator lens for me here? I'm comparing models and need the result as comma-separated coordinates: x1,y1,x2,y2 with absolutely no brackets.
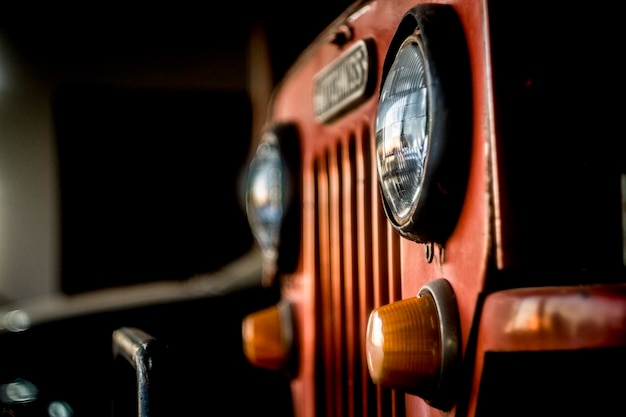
242,302,294,373
367,294,441,393
365,278,460,410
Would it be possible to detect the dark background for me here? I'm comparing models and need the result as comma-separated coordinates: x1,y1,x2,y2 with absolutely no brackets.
0,3,354,416
0,1,355,295
0,3,355,91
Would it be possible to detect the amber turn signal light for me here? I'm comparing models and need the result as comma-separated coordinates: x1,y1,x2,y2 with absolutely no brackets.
366,278,460,410
242,301,296,375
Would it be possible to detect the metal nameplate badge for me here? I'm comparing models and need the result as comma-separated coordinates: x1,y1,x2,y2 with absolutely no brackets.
314,39,376,123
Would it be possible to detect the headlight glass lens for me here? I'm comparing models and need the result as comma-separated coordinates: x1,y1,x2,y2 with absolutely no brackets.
375,36,428,223
245,133,285,261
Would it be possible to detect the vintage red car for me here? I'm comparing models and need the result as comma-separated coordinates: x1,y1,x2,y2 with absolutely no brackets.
241,0,626,416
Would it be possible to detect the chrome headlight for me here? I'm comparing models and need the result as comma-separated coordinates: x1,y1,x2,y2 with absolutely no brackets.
376,34,428,224
246,132,285,257
375,4,472,244
245,123,300,282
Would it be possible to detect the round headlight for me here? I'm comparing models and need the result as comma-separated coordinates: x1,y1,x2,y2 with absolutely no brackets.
376,34,428,224
375,4,472,244
246,131,287,263
245,123,301,281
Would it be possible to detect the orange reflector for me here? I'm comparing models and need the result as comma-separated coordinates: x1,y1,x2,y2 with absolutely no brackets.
242,301,295,374
367,294,442,390
365,278,460,410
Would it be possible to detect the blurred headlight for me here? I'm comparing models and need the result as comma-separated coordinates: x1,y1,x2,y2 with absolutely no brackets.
246,131,286,257
245,123,300,283
375,4,472,244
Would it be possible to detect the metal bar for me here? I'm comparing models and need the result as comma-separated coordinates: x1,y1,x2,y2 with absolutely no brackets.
112,326,161,417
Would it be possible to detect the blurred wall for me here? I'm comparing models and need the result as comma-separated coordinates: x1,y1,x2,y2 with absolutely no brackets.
0,2,355,302
0,18,252,301
0,34,57,301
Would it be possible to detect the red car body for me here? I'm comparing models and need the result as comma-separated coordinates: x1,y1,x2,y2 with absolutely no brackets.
243,0,626,416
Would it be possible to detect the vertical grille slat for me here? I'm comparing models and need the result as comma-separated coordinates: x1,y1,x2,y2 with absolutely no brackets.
387,196,404,417
314,120,399,417
371,125,392,417
343,136,360,417
356,125,376,417
329,146,346,417
387,224,403,304
315,154,334,417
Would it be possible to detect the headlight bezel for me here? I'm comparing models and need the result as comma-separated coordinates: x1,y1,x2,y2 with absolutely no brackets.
375,4,472,244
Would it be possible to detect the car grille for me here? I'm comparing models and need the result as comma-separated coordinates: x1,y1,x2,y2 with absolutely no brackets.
312,119,406,417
